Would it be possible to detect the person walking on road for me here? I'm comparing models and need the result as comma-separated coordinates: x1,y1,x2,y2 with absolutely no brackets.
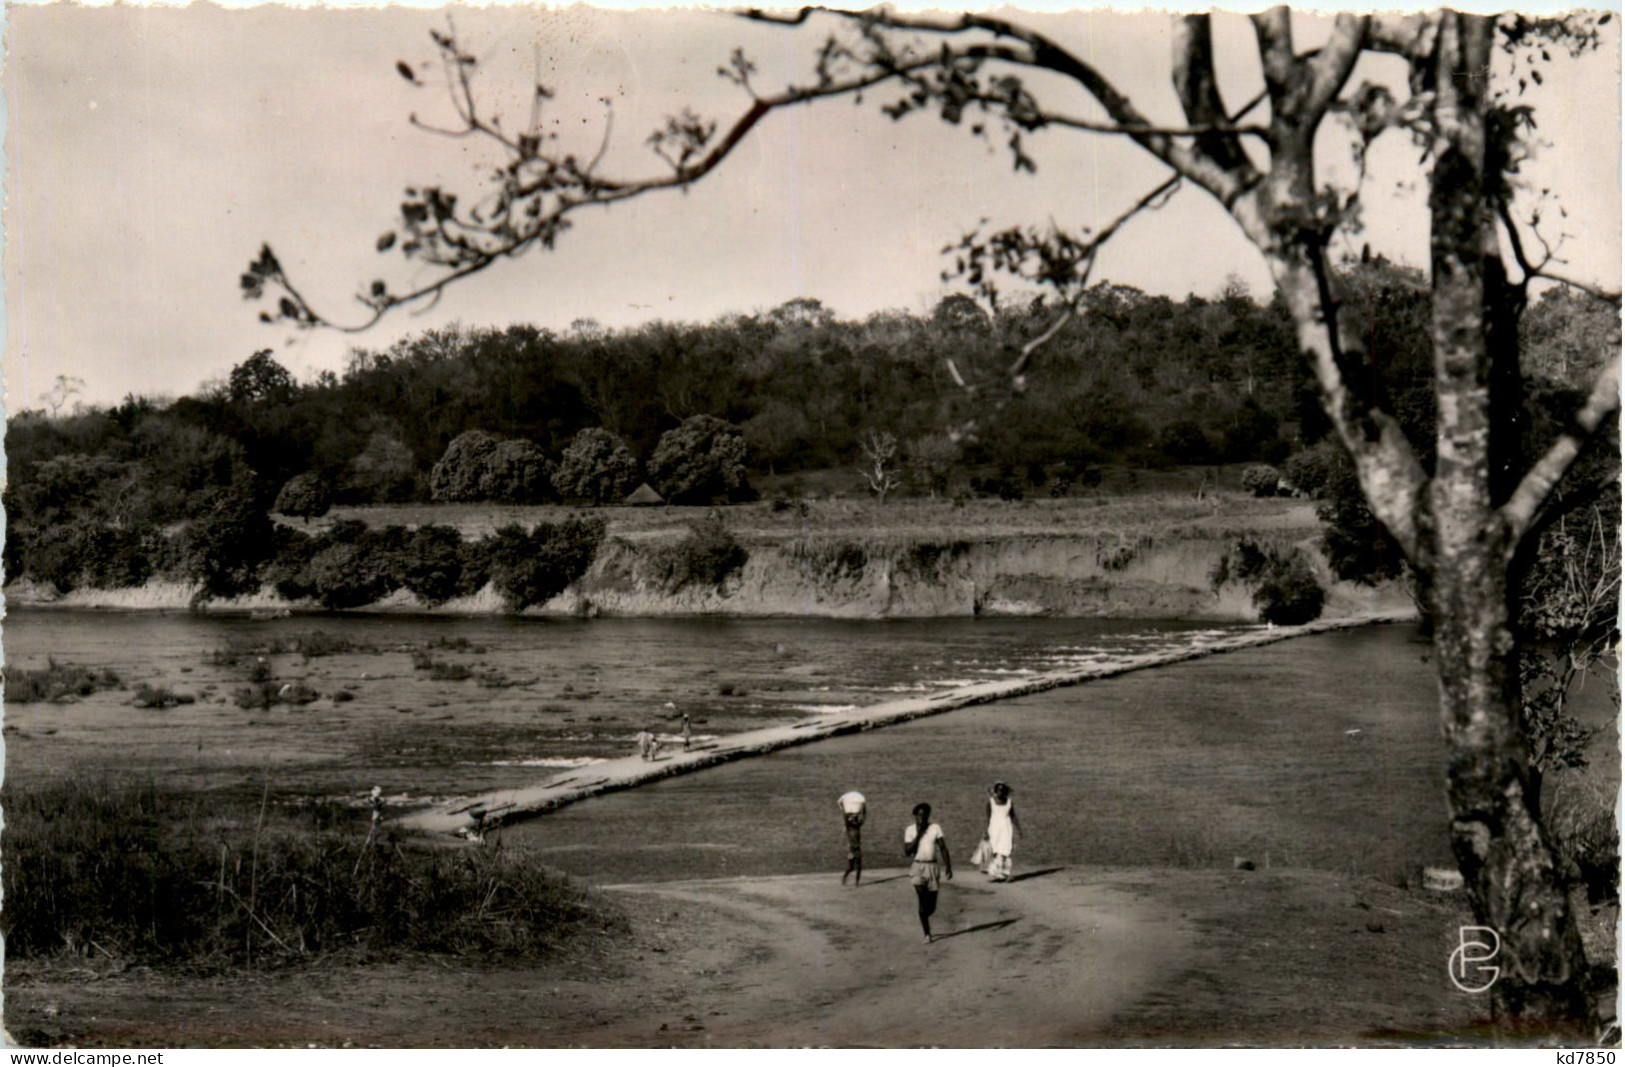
681,712,693,751
838,790,867,885
983,781,1021,882
904,802,952,943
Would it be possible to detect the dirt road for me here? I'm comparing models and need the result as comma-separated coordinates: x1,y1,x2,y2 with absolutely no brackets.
600,866,1188,1046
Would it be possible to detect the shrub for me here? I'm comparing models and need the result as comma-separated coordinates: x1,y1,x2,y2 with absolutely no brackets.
1282,441,1340,499
345,430,418,504
428,661,473,682
25,526,93,593
483,439,555,504
650,512,748,593
1209,536,1272,593
1241,464,1281,498
553,428,639,505
233,682,280,710
302,527,402,610
7,659,122,704
486,516,606,611
24,524,152,593
263,526,318,601
132,684,195,709
293,631,376,660
1317,451,1399,583
907,435,958,497
279,683,321,705
648,415,750,505
430,430,501,503
1546,780,1620,905
1251,549,1326,625
182,480,278,601
791,539,868,581
0,780,622,968
897,540,969,578
274,473,333,523
1158,420,1216,464
398,525,466,606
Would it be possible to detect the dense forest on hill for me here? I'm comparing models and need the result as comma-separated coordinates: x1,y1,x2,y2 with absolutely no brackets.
3,262,1613,603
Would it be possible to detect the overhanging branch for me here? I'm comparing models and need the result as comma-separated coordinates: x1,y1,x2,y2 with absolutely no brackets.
1501,350,1623,554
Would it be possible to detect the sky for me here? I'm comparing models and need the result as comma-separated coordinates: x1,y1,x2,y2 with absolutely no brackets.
3,4,1619,407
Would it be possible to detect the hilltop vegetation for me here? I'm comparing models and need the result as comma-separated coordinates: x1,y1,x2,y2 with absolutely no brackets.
3,265,1613,610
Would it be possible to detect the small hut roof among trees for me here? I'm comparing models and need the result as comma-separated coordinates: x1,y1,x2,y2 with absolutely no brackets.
623,482,665,507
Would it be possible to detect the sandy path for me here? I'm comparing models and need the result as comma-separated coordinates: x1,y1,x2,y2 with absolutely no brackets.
400,611,1413,837
600,866,1190,1046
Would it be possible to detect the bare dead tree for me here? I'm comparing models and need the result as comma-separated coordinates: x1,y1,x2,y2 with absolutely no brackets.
857,428,902,504
39,373,85,417
245,7,1622,1028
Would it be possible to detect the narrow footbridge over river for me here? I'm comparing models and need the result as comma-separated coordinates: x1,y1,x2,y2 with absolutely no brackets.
398,610,1414,836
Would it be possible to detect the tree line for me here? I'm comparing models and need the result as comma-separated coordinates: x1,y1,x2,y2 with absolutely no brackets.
3,265,1610,594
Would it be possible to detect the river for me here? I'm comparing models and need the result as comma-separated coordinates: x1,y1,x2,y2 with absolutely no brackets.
4,610,1613,883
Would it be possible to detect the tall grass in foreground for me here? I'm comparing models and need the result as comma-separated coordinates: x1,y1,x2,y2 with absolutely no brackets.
2,781,624,970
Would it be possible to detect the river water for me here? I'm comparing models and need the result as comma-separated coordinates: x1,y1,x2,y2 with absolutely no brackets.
3,610,1252,798
5,610,1613,883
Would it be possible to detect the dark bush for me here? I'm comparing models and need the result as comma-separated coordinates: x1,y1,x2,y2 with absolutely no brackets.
1317,452,1400,583
483,439,556,504
430,430,501,503
1251,549,1326,625
897,540,969,578
650,512,748,593
1283,442,1340,498
1158,420,1216,464
486,516,606,611
264,526,318,601
1546,782,1619,906
553,427,639,505
649,415,750,505
398,525,466,606
270,521,413,611
132,684,195,709
233,682,280,710
26,526,94,593
182,481,278,601
7,659,123,704
1241,464,1281,498
274,472,333,523
1209,536,1274,593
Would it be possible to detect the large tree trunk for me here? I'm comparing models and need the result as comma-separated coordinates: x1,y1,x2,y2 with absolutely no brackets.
1427,13,1592,1031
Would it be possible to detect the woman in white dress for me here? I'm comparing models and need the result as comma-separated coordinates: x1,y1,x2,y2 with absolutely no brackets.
983,781,1021,882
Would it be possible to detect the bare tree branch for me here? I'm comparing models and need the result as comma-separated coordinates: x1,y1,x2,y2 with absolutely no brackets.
747,5,1250,200
1172,15,1257,177
1502,350,1623,553
1501,202,1623,304
1007,174,1182,382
